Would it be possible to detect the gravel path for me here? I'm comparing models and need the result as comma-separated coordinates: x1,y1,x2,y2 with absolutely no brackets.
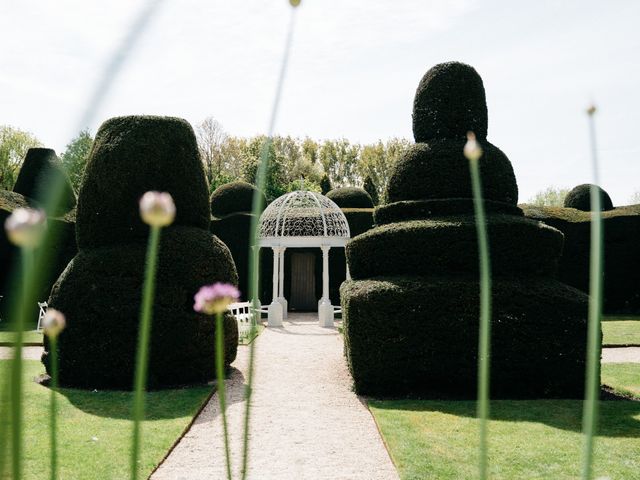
151,313,399,480
601,347,640,363
0,346,43,360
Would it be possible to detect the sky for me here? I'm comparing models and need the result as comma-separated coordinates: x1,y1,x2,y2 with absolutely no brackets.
1,0,639,203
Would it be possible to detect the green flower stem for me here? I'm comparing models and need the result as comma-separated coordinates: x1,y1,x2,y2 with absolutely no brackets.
49,336,59,480
9,247,34,479
469,157,492,480
130,225,161,480
216,311,233,480
581,112,603,480
242,6,298,480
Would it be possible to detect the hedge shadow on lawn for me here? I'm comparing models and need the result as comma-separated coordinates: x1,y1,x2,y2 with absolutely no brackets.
55,366,245,420
369,398,640,438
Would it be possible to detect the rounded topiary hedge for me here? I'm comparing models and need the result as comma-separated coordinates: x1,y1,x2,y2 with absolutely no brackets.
523,204,640,314
375,198,522,225
564,184,614,212
347,214,563,279
210,181,266,218
385,140,518,205
412,62,488,142
13,148,76,216
76,116,210,249
326,187,374,209
341,276,588,398
45,226,238,389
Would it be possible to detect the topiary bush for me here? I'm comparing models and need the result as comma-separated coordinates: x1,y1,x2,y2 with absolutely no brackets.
342,276,587,398
210,181,266,218
341,62,589,398
76,116,211,249
327,187,374,209
412,62,488,143
347,214,563,279
12,148,76,216
46,115,239,389
386,140,518,205
564,183,614,211
523,204,640,314
45,227,238,389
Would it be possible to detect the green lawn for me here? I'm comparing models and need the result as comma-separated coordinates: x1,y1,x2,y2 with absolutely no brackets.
602,319,640,346
602,362,640,399
0,361,212,479
370,399,640,480
0,330,42,345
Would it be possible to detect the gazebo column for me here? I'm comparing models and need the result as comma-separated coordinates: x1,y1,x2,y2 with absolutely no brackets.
318,245,334,327
276,247,288,318
345,249,351,280
268,246,283,327
250,246,261,314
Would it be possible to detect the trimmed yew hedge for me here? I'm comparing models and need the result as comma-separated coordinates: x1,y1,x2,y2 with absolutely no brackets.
523,204,640,314
13,148,76,216
341,276,588,398
45,226,238,389
375,198,521,225
564,183,614,211
46,115,240,389
326,187,374,209
386,140,518,205
76,116,210,249
412,62,488,142
347,214,563,279
210,181,265,217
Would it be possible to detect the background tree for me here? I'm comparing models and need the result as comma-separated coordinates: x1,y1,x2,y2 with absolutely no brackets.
196,117,228,190
61,129,93,191
363,175,379,205
0,125,42,190
320,174,332,194
319,138,361,187
629,191,640,205
528,186,571,207
358,138,410,203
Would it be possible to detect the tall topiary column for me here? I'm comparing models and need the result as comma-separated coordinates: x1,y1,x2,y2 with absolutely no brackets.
341,62,589,398
44,116,239,389
210,181,270,302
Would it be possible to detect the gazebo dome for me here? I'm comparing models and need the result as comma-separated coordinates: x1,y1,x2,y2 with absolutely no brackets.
258,190,350,247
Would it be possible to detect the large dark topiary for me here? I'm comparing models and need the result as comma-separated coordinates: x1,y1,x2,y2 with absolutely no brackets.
45,227,238,389
76,116,211,249
523,204,640,314
564,184,614,212
13,148,76,216
210,181,269,301
342,276,587,398
386,140,518,205
46,116,239,389
326,187,374,209
412,62,488,143
341,62,589,398
210,181,265,218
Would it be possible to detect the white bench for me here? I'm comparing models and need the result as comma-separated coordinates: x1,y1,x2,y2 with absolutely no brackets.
36,301,48,331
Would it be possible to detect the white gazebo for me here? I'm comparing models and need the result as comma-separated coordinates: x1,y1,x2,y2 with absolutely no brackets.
257,190,351,327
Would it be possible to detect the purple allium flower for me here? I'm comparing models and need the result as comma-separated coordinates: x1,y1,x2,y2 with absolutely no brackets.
194,283,240,315
139,191,176,227
42,308,66,338
463,131,483,162
4,207,47,248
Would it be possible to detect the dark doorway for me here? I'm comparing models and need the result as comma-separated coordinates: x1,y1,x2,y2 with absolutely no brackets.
289,252,317,311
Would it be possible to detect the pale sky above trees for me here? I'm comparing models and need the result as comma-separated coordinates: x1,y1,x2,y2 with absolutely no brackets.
0,0,638,204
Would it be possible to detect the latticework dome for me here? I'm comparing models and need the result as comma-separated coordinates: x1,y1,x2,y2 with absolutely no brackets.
258,190,350,246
